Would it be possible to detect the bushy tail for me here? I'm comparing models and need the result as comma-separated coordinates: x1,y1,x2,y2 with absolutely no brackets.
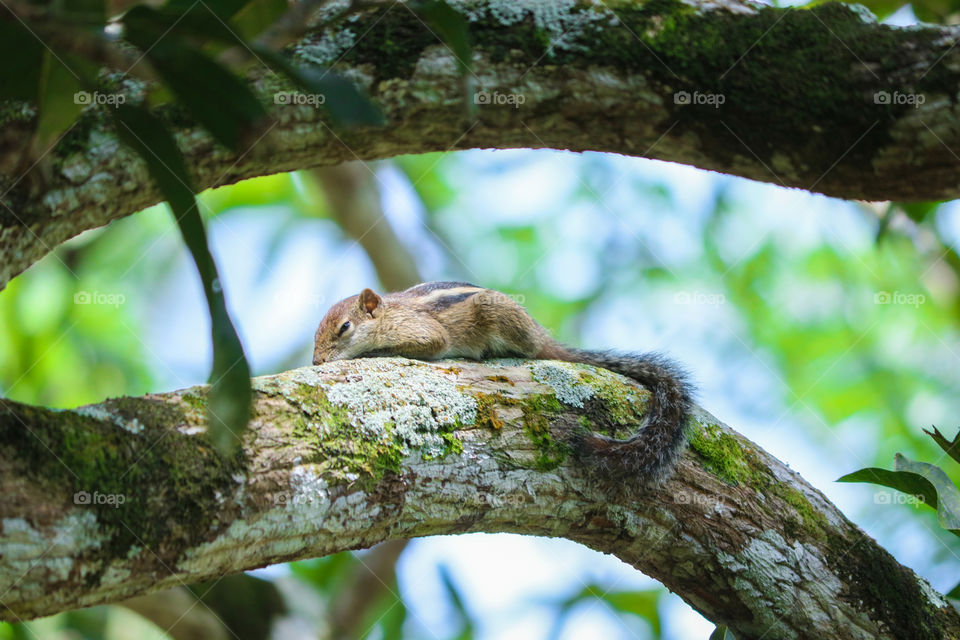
559,349,694,483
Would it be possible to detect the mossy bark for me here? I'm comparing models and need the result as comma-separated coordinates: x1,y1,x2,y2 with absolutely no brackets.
5,0,960,288
1,357,957,640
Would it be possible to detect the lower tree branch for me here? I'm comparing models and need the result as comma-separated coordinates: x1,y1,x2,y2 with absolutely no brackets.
0,358,955,639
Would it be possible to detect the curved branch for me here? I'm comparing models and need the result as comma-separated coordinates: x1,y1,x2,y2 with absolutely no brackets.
4,0,960,288
0,358,956,639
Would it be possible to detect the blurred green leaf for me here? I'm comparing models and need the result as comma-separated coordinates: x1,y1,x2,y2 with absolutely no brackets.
112,104,251,454
546,584,662,639
291,553,358,591
409,0,472,75
124,8,267,150
438,564,474,640
231,0,289,39
35,51,83,151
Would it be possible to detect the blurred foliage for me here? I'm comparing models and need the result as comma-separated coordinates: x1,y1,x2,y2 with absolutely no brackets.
4,141,960,640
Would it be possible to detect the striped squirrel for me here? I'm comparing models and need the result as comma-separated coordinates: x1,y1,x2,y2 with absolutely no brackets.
313,281,693,482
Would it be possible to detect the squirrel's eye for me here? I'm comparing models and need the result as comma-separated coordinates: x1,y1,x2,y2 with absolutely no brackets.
338,321,351,337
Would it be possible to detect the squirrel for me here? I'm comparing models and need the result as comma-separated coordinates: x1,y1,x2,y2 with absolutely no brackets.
313,281,693,483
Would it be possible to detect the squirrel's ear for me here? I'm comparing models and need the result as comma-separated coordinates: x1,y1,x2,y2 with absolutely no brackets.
359,288,381,315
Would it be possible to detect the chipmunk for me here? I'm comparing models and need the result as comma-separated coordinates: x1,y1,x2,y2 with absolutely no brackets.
313,282,693,482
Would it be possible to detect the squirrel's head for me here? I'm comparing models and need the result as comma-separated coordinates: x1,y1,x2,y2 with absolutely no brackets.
312,288,383,365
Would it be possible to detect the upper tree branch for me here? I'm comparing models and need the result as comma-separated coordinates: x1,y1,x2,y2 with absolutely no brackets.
4,0,960,288
1,358,956,640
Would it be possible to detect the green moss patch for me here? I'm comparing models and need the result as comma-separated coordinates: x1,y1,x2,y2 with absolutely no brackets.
0,398,241,576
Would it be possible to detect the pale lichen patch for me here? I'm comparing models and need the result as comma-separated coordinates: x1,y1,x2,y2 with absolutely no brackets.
316,358,477,458
72,405,144,434
528,361,596,407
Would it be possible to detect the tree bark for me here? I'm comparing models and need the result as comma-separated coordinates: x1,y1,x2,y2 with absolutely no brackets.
4,0,960,289
1,357,956,640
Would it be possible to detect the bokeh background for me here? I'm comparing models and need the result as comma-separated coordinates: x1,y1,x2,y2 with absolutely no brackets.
3,5,960,636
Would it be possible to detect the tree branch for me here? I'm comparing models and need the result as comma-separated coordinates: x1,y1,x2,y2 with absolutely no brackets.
5,0,960,288
1,358,956,639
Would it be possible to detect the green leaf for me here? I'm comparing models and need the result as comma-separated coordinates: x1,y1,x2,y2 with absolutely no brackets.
34,51,83,151
409,0,472,76
124,8,267,149
124,5,245,47
894,454,960,531
710,625,736,640
252,46,384,127
112,104,251,454
924,426,960,465
838,455,960,535
837,466,939,509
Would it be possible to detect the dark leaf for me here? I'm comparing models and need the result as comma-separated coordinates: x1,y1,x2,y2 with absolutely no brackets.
61,0,106,25
0,21,44,100
252,45,384,126
924,426,960,465
124,8,268,149
112,104,251,454
164,0,249,19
